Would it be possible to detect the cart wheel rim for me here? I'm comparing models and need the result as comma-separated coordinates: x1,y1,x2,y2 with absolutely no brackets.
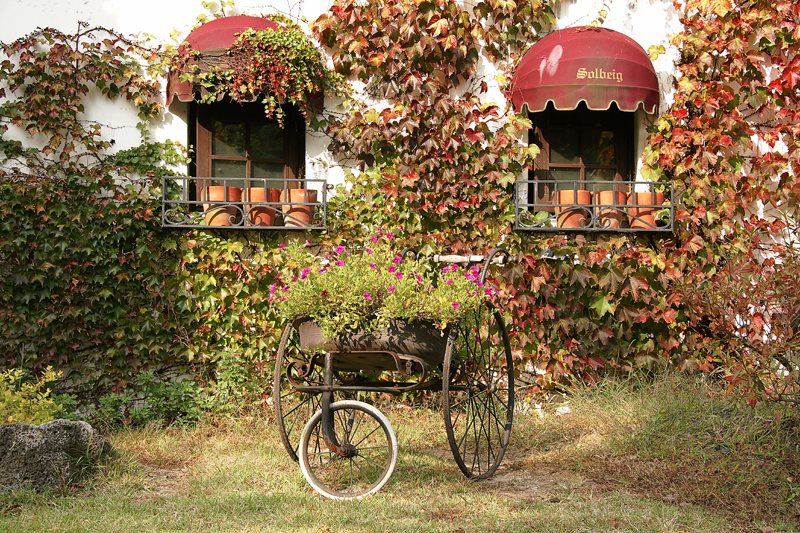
299,400,398,500
442,302,514,479
274,321,330,462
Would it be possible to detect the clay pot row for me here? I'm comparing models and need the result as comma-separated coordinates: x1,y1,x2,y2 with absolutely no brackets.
201,186,318,227
553,190,666,229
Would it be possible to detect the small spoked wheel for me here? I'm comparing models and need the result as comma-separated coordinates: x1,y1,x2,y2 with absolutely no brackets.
299,400,398,500
442,301,514,479
274,320,334,462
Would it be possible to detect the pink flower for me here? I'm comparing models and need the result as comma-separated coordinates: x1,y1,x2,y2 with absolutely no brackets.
366,248,373,254
300,268,311,279
334,246,345,253
363,293,372,300
335,260,344,266
388,265,396,273
321,290,328,297
386,233,394,239
370,263,377,269
388,286,395,292
370,235,379,242
395,273,403,280
392,256,402,264
279,243,285,249
452,302,460,310
446,279,453,285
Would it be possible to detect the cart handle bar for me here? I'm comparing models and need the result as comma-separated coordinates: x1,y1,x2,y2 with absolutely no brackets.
399,248,512,285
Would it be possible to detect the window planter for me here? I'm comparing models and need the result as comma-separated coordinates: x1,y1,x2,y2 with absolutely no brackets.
161,176,328,230
515,180,674,232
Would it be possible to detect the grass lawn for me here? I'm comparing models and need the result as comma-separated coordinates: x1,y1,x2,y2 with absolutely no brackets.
1,373,798,532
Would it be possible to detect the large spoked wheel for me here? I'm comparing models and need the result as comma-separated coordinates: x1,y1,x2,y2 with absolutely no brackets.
274,320,331,462
442,301,514,479
299,400,398,500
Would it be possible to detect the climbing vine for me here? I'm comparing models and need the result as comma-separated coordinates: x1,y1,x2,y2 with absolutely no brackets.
170,17,345,121
0,25,195,400
2,0,799,406
645,0,800,403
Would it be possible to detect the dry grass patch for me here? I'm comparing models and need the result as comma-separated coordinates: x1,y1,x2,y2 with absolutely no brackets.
513,373,800,529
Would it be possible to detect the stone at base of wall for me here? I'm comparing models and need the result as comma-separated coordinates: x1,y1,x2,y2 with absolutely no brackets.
0,419,112,492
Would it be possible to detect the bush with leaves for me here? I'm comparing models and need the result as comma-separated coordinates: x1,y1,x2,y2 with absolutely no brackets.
1,367,63,425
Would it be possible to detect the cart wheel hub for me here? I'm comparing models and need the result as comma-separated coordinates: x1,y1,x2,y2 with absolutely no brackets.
337,443,358,458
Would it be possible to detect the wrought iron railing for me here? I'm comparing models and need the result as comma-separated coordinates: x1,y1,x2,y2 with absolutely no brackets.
515,180,674,232
161,176,328,230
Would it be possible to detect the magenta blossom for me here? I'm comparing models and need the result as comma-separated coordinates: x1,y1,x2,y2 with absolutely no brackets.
334,245,345,253
392,256,402,264
363,293,372,300
395,273,403,280
335,260,344,266
446,279,453,285
388,286,395,292
365,248,373,254
452,302,460,310
279,243,285,249
370,235,379,242
321,290,328,297
388,265,396,273
370,263,377,269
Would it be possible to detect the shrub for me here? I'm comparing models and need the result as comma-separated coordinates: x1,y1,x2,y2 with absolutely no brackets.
0,367,63,425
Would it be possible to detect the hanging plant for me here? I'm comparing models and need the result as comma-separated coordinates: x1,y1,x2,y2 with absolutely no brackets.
172,21,345,123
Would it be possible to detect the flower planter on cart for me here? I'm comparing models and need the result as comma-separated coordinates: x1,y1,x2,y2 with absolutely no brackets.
273,249,515,500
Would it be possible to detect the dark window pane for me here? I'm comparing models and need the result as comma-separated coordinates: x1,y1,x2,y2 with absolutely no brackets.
252,162,285,189
549,129,581,164
587,168,616,190
213,121,246,157
584,130,615,165
550,167,581,182
251,123,285,160
212,160,246,188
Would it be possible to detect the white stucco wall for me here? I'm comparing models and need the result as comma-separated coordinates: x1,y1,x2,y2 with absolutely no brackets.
1,0,681,187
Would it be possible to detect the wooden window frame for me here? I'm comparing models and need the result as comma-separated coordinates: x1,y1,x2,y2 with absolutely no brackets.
193,99,305,189
528,102,634,206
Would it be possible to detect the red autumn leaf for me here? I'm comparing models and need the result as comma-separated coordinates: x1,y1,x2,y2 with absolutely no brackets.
463,128,485,143
428,18,450,38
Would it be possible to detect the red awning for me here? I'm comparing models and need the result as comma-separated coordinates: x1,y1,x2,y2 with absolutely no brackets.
165,16,323,109
511,27,659,114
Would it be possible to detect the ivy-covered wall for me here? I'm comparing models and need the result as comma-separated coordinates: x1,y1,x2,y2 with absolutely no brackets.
2,0,798,406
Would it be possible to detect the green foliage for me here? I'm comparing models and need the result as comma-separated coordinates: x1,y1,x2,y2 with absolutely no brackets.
0,26,198,402
95,370,204,428
0,175,196,399
0,25,162,180
200,351,272,415
275,234,491,338
0,367,63,425
172,22,346,122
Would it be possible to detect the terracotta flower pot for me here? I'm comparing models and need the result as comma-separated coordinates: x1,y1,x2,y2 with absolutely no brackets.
627,191,665,229
553,190,593,228
245,187,280,226
281,189,318,227
595,190,627,229
201,186,242,226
